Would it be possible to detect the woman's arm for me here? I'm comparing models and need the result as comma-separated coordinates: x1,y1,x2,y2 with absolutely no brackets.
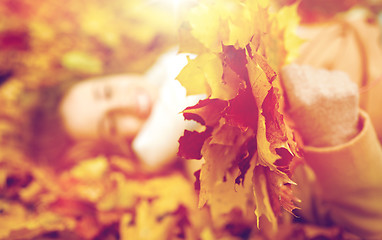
282,64,382,239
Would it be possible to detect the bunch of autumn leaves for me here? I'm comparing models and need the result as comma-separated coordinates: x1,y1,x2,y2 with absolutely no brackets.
176,0,301,230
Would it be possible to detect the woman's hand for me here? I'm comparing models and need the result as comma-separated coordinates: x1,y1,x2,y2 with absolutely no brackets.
281,64,360,147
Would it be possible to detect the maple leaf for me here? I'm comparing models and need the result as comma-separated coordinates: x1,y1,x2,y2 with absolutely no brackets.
252,164,297,230
182,98,228,126
198,140,254,220
178,128,213,160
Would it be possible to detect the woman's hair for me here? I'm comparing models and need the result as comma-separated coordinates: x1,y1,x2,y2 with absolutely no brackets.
26,81,74,167
25,80,136,170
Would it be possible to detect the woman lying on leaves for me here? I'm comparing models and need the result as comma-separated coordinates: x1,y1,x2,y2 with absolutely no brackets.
2,50,289,240
22,50,200,172
1,48,382,240
2,12,382,237
0,50,212,239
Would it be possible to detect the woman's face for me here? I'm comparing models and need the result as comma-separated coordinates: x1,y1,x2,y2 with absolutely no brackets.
59,75,158,141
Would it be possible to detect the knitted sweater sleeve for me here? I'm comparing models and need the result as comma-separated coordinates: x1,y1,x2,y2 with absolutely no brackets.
295,110,382,239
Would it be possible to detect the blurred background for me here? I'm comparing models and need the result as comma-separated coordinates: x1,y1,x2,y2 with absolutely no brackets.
0,0,189,89
1,0,382,239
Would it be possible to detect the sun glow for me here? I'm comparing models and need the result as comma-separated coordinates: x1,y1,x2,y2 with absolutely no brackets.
151,0,196,20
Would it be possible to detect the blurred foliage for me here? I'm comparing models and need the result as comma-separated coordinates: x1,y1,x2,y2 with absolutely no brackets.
0,0,179,90
277,0,382,23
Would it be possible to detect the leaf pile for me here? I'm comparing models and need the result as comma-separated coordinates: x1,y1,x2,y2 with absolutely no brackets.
0,155,209,239
177,0,301,230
